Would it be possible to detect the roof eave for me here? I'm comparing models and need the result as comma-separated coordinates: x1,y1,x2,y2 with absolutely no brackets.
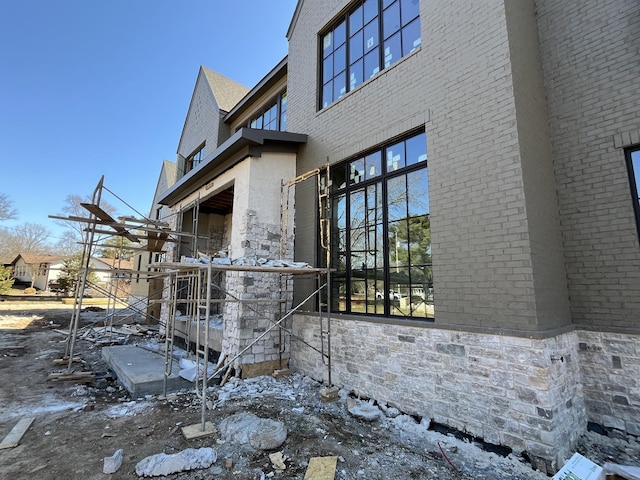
225,57,288,124
286,0,305,40
158,128,307,206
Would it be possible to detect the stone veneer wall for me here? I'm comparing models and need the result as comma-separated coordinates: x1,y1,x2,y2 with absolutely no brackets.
157,213,180,334
291,314,586,468
577,331,640,436
222,210,294,368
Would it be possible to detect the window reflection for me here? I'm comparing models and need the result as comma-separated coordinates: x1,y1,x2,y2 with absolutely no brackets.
249,91,288,131
330,132,432,319
320,0,421,109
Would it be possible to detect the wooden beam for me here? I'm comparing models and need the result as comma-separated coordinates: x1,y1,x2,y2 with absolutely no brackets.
51,214,189,236
304,456,338,480
0,417,35,450
119,215,169,227
80,203,140,243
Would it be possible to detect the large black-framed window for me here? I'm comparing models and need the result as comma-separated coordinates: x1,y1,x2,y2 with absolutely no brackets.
320,0,421,109
327,131,433,320
626,146,640,241
249,91,287,131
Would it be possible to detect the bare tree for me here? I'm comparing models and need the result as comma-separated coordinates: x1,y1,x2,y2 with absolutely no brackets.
0,229,14,260
0,193,17,221
0,223,52,259
54,194,118,244
52,232,82,256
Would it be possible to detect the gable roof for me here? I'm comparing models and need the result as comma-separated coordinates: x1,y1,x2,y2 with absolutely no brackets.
151,160,178,209
93,257,133,270
163,159,178,183
11,253,67,266
286,0,305,40
201,66,250,113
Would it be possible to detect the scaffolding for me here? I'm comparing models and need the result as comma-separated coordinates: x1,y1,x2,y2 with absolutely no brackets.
149,165,333,431
49,176,185,371
53,165,333,433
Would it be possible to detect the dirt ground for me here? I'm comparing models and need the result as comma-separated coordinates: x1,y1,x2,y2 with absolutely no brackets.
1,303,638,480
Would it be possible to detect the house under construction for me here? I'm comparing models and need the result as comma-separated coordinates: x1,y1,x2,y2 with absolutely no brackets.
89,0,640,474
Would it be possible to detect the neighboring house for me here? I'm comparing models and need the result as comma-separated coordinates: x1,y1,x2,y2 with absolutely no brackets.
10,253,132,292
10,253,66,290
130,160,178,321
91,257,133,284
151,0,639,472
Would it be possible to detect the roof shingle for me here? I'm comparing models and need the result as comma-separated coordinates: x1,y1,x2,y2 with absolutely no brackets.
201,66,250,112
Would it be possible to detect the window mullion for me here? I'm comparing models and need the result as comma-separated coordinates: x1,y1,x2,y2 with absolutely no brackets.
377,0,384,76
345,191,352,313
381,173,390,316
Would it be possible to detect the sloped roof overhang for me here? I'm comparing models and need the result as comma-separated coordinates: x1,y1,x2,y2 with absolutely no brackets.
225,56,288,125
158,128,307,207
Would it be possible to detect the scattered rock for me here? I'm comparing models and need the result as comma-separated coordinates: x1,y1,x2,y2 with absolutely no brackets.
392,414,430,433
218,412,287,450
135,447,217,477
347,398,382,422
269,451,286,470
103,448,123,474
378,403,401,418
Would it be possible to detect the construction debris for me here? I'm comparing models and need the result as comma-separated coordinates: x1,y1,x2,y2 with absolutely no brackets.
552,453,640,480
304,456,338,480
180,421,217,440
178,357,216,382
269,451,287,471
347,398,382,422
47,371,95,383
52,356,81,365
319,386,340,403
180,254,313,269
102,448,124,474
551,453,602,480
218,412,287,450
0,417,35,450
601,462,640,480
135,447,217,477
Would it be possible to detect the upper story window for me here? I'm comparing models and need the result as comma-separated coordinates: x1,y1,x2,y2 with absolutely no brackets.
321,0,421,109
626,146,640,241
185,144,206,174
249,91,288,131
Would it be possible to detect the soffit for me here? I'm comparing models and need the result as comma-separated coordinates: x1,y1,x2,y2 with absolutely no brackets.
159,128,307,206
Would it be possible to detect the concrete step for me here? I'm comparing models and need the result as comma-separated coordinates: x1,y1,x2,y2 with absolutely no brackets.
102,345,192,397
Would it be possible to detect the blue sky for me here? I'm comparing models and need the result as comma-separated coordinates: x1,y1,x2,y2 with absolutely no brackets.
0,0,298,242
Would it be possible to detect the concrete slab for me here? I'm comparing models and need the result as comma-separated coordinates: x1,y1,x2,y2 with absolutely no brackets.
102,345,192,397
